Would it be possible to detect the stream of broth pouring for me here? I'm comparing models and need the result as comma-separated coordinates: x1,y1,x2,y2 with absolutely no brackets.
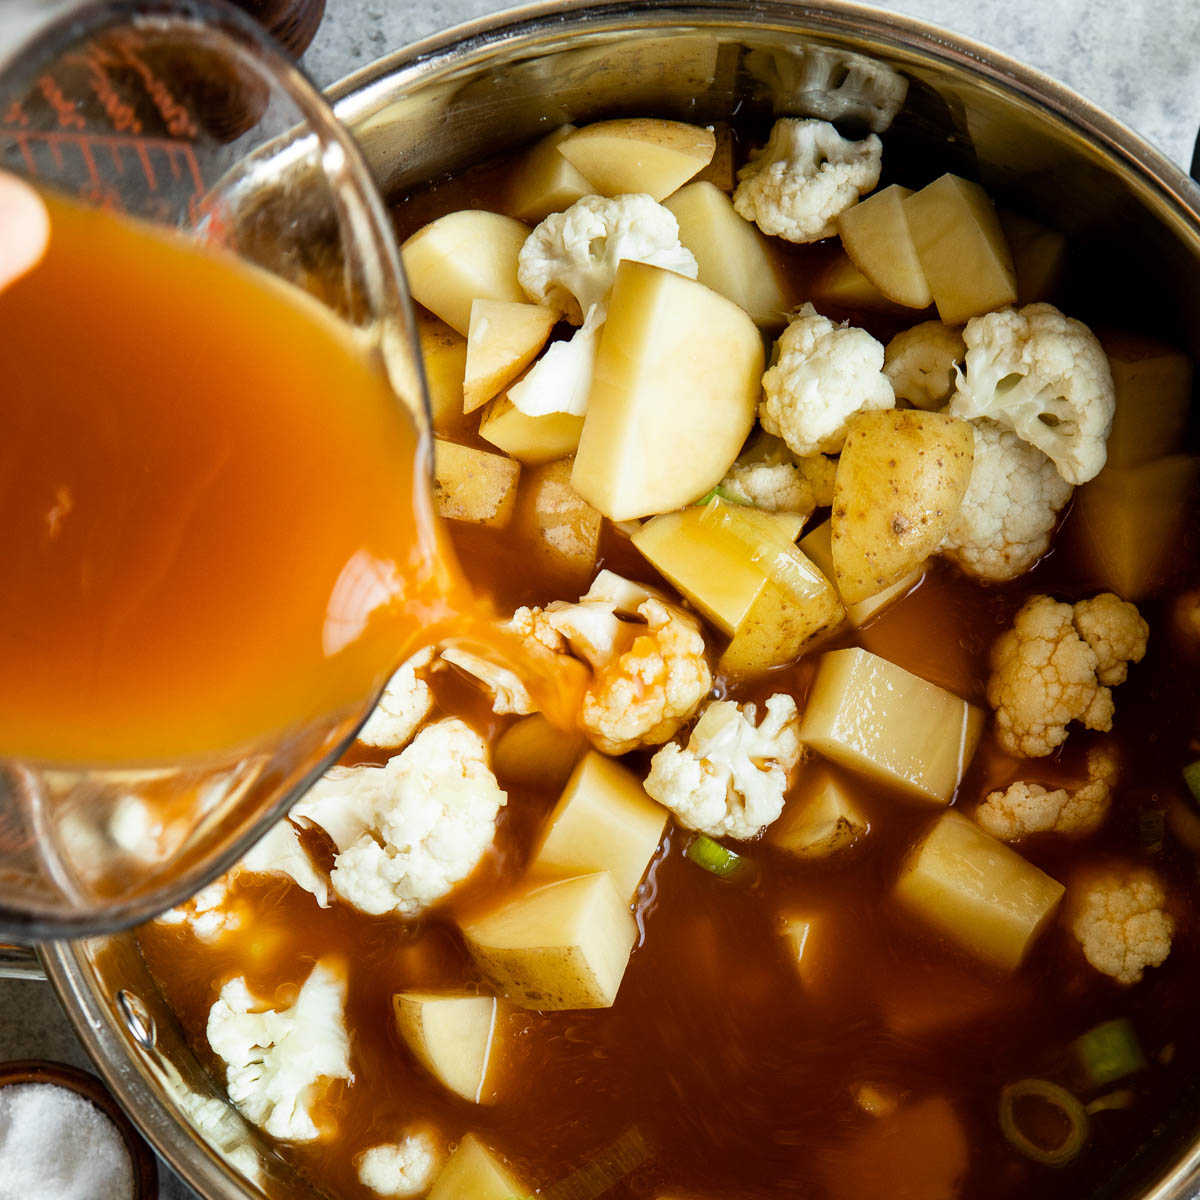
0,191,573,771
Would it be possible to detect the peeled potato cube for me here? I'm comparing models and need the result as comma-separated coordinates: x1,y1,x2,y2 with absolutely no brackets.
810,252,914,316
664,181,790,326
433,439,520,528
427,1134,527,1200
1101,331,1194,469
402,210,531,335
493,713,587,790
530,751,668,900
392,993,500,1102
558,118,715,201
800,520,919,626
631,501,806,636
694,121,735,191
998,210,1067,305
798,647,983,804
416,314,468,435
512,457,602,586
460,873,637,1010
832,410,974,604
506,125,593,223
572,261,762,520
1071,455,1200,600
771,766,867,858
904,174,1016,324
895,812,1065,972
479,394,584,465
463,299,558,413
836,184,932,309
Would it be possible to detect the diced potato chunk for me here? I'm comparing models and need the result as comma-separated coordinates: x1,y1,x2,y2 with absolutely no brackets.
998,210,1067,305
664,181,790,326
798,648,983,804
837,184,932,309
460,872,637,1010
463,300,557,413
1071,455,1200,600
506,125,593,223
1101,331,1194,469
433,439,521,527
493,713,587,790
416,314,468,435
392,993,501,1102
402,210,530,335
832,411,974,604
904,174,1016,324
558,118,715,201
572,261,762,520
810,252,913,316
479,394,584,464
894,811,1065,972
632,501,809,636
878,963,1010,1036
780,914,815,982
771,765,867,858
530,751,668,900
694,121,734,191
427,1134,527,1200
800,520,920,627
512,457,602,586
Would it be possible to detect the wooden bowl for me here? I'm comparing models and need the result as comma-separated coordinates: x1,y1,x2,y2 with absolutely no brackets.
0,1060,158,1198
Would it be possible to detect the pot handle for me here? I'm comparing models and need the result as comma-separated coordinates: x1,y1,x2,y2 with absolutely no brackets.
0,943,44,980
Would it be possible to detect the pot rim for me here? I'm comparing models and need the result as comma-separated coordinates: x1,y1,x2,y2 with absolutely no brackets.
43,2,1200,1198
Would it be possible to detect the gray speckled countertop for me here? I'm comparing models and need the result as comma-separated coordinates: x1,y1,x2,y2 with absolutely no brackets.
2,2,1199,1198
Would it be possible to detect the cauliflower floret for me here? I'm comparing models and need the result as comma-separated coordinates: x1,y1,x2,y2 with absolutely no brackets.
883,320,966,410
1070,866,1174,985
357,1130,441,1198
239,819,331,906
206,959,351,1142
645,695,803,840
987,593,1148,757
511,571,712,756
293,719,506,917
506,301,604,418
976,743,1119,839
156,878,242,941
719,432,836,514
733,117,882,243
940,420,1073,582
760,304,894,457
949,303,1116,485
517,193,697,323
439,646,535,715
356,648,435,750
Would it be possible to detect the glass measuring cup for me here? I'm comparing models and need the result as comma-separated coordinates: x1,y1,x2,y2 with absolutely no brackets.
0,0,433,938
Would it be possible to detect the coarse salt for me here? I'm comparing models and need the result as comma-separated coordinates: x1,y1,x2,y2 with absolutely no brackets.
0,1082,134,1200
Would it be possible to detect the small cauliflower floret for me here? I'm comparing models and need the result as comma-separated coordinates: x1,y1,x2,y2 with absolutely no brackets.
883,320,966,410
510,571,712,756
517,193,697,324
358,1131,442,1198
760,303,895,457
156,878,242,941
240,819,330,906
987,593,1148,757
733,117,882,243
206,959,351,1143
1070,866,1174,985
356,648,435,750
295,720,507,917
950,303,1116,485
941,419,1073,582
439,646,535,715
645,695,803,840
719,433,836,514
976,743,1119,840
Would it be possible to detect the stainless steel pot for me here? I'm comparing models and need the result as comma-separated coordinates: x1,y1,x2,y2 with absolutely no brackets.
29,2,1200,1196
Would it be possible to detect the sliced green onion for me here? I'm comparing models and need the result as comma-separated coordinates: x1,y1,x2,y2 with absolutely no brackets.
999,1079,1089,1168
1073,1018,1147,1089
1183,760,1200,804
1139,808,1165,853
1086,1089,1134,1115
686,835,745,878
693,485,750,507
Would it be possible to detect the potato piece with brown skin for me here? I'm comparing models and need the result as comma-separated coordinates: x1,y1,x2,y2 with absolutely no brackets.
832,410,974,604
